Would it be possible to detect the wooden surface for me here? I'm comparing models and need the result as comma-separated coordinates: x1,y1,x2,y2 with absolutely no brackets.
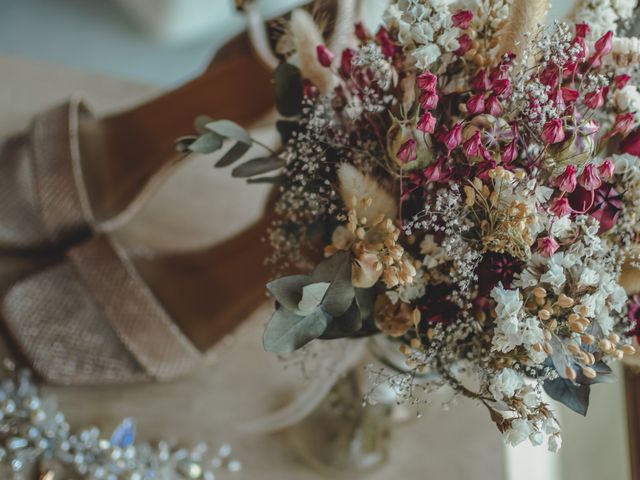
0,54,506,479
626,365,640,480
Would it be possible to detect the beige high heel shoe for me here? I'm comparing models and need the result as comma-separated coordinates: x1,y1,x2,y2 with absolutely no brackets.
0,28,274,254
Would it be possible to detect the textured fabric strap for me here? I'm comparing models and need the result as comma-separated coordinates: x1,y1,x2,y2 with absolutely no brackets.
30,97,92,244
68,236,203,380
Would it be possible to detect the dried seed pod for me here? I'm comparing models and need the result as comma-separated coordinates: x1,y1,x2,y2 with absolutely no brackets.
565,366,577,381
582,366,597,379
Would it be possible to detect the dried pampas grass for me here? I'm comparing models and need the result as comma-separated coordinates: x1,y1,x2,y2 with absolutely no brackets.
330,0,357,54
620,246,640,296
498,0,551,62
337,163,396,219
289,9,334,94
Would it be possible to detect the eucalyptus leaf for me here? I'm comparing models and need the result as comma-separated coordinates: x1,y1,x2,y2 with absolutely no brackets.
354,287,376,321
205,120,252,145
187,132,224,154
298,282,331,316
274,62,303,117
214,142,251,167
322,257,354,317
231,156,285,178
263,307,330,353
266,275,312,312
543,376,590,416
320,300,362,339
246,175,284,184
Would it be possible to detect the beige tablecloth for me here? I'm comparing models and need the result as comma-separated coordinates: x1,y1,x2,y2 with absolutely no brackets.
0,54,505,479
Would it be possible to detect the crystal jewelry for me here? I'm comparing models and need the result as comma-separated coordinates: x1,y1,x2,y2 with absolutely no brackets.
0,359,242,480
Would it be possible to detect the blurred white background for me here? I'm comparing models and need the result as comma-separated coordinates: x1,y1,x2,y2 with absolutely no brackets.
0,0,573,87
0,0,307,86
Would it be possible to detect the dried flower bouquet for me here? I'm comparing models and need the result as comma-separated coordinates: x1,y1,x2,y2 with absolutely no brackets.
179,0,640,451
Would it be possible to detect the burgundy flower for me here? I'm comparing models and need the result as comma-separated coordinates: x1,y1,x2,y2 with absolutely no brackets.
419,283,459,324
420,91,439,110
621,128,640,156
417,112,437,134
397,138,417,164
417,71,437,91
464,131,481,157
466,93,485,114
455,34,473,56
568,185,593,213
551,196,573,217
423,156,450,183
578,163,602,191
376,27,397,57
590,184,623,232
542,118,566,145
575,23,591,38
476,252,523,295
598,159,615,181
537,236,559,257
502,140,518,164
339,48,356,77
584,88,606,109
485,95,503,116
615,74,631,89
540,66,559,89
493,78,511,97
443,123,463,150
561,87,580,104
302,79,319,98
595,30,614,55
556,165,578,193
472,69,491,92
589,30,613,67
316,45,335,67
604,112,637,141
355,22,368,41
452,9,473,29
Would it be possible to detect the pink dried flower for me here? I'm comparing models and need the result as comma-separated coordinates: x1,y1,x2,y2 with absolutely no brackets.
376,27,396,57
621,128,640,156
540,66,559,88
355,22,368,41
551,197,573,217
417,71,437,91
303,79,319,98
537,236,559,257
556,165,577,193
492,78,511,97
594,31,613,56
542,118,565,145
561,88,579,103
316,45,335,67
466,93,485,115
578,163,602,191
615,74,631,89
417,112,437,134
575,23,591,38
443,123,463,151
598,159,614,181
584,88,605,109
397,138,417,164
420,91,439,110
455,34,472,56
502,140,518,164
485,95,503,116
340,48,356,77
472,70,491,92
452,9,473,29
464,131,481,157
589,31,613,67
612,112,636,137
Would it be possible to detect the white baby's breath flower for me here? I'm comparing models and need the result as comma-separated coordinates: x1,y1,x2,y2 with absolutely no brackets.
540,263,566,292
489,368,524,401
504,419,533,446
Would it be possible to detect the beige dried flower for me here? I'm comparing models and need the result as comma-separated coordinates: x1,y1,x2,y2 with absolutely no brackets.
374,295,414,337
